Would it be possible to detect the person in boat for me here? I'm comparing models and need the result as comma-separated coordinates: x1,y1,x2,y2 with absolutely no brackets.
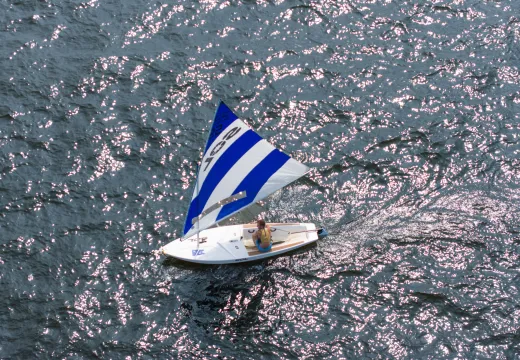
253,219,272,252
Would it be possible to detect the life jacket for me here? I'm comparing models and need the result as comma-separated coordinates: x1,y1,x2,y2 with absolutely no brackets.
258,228,271,247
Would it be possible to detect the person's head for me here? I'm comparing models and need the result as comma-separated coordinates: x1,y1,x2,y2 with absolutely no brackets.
257,219,266,229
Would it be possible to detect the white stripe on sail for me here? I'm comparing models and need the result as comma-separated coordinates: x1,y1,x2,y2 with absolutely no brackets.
184,158,309,238
253,158,310,202
193,119,251,198
202,140,273,213
184,140,273,237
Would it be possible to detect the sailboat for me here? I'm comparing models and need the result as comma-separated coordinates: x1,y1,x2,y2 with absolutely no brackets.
160,101,327,264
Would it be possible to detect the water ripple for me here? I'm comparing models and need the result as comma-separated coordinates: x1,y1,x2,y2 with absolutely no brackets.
1,0,520,358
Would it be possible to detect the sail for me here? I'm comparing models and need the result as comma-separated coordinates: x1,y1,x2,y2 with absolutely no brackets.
183,101,310,238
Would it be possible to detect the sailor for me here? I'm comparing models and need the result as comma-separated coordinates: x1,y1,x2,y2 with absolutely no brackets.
253,219,272,252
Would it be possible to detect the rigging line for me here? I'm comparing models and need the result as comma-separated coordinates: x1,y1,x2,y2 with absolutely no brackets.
271,227,323,235
272,227,290,233
286,228,324,235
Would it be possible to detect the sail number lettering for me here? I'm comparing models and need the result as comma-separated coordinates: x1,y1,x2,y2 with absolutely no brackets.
203,127,241,171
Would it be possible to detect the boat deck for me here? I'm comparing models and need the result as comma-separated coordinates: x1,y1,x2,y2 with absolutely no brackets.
247,240,305,256
244,230,308,256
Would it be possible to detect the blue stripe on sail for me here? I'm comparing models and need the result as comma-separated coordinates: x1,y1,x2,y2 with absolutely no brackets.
216,150,290,222
204,101,238,155
183,129,263,235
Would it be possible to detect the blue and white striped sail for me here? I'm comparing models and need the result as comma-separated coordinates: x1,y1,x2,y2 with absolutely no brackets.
183,101,310,238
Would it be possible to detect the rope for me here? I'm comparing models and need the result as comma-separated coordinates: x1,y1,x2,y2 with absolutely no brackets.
272,227,291,233
271,227,323,235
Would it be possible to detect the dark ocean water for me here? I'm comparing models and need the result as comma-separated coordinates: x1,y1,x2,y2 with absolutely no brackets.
1,0,520,358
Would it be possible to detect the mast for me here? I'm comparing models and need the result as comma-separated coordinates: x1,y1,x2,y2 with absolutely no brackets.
196,164,200,248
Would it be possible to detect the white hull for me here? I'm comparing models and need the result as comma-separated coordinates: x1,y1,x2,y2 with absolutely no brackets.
160,223,323,264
